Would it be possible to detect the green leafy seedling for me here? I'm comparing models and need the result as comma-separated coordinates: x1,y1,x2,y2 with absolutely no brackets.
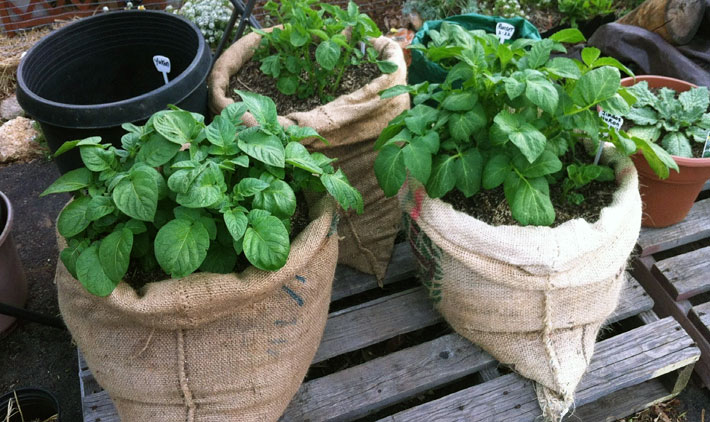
375,27,676,226
254,0,398,103
625,82,710,158
42,92,362,296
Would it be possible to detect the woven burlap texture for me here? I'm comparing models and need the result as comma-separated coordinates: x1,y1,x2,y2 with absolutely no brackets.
56,197,338,422
399,147,641,421
209,29,409,281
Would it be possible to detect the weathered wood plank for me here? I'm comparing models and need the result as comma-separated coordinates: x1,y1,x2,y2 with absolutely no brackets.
653,245,710,300
610,273,654,323
82,390,118,422
633,255,710,387
315,287,441,363
377,317,699,422
332,243,415,301
283,334,494,422
280,276,649,421
80,275,653,422
637,198,710,256
569,377,674,421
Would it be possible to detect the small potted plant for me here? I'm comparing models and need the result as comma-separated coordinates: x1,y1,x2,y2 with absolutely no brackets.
209,0,408,282
41,92,362,421
622,75,710,227
374,28,675,419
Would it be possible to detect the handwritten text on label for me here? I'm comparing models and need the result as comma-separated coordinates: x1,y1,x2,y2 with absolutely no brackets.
153,55,171,73
495,22,515,43
598,110,623,130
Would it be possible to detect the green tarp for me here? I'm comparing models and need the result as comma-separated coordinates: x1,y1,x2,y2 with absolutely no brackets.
409,13,541,85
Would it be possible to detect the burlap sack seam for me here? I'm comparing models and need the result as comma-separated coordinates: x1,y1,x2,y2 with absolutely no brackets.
177,329,196,422
343,212,379,277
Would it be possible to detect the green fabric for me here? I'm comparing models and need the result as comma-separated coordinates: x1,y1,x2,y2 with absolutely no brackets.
408,13,541,85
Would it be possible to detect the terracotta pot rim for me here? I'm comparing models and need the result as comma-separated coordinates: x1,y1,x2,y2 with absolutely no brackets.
620,75,698,89
0,191,12,247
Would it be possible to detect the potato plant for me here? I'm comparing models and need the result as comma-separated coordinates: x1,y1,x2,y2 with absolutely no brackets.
42,92,362,296
374,26,676,226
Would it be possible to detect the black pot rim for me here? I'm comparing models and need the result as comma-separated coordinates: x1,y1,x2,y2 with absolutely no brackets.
0,190,12,248
0,387,60,417
16,10,210,128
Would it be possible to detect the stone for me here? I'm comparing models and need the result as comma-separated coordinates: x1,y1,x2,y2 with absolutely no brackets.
0,116,44,163
0,94,25,120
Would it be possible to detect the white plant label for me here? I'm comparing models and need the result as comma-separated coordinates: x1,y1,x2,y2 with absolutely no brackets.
704,132,710,158
153,55,171,85
598,110,623,130
496,22,515,43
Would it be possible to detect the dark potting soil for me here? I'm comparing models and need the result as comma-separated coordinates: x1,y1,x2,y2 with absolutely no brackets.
443,179,617,227
0,159,82,422
229,58,382,116
290,191,310,241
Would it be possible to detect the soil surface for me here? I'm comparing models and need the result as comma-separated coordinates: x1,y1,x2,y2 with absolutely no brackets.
229,58,382,115
0,158,81,422
444,179,616,227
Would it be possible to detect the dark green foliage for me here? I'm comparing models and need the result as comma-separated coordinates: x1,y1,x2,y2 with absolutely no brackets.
42,92,363,296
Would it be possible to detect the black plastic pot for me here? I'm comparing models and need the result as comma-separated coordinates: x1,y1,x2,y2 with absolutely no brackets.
16,10,211,174
0,388,60,421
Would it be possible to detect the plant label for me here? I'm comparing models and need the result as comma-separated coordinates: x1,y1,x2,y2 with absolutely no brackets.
598,110,623,130
153,55,171,84
496,23,515,43
704,132,710,158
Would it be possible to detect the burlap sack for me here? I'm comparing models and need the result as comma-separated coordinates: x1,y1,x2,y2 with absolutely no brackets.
399,148,641,421
57,197,338,422
209,29,409,281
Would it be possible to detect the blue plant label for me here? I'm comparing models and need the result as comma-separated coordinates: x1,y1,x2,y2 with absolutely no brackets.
703,132,710,158
598,110,623,130
153,55,171,73
496,22,515,43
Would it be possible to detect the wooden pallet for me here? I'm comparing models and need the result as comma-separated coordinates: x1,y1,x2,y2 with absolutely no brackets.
631,183,710,388
80,243,700,422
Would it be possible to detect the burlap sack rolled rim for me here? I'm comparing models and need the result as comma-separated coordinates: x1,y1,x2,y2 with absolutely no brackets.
57,195,336,330
402,146,640,287
208,28,408,147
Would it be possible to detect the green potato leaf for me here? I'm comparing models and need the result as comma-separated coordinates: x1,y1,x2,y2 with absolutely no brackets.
243,214,290,271
237,127,286,168
98,228,133,283
320,169,364,214
154,218,210,278
76,244,120,296
112,168,159,222
40,168,92,196
426,154,458,198
57,196,92,238
456,148,483,198
374,144,406,197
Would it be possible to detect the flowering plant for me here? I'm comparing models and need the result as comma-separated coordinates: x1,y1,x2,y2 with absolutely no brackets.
167,0,237,48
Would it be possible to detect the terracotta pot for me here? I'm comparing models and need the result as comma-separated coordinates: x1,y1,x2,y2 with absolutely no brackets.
0,190,27,334
621,75,710,227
